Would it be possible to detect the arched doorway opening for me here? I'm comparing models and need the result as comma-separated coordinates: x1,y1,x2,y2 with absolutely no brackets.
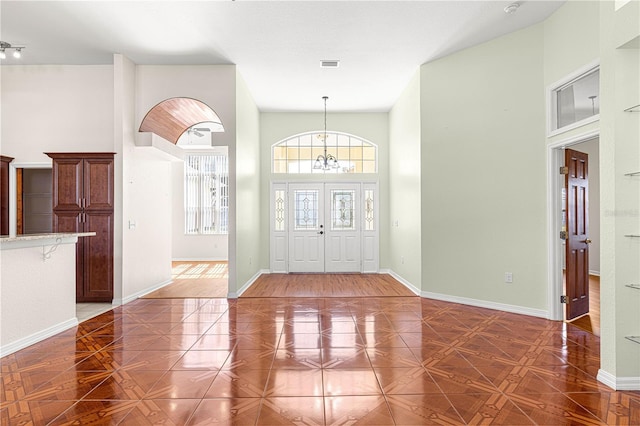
139,97,224,144
139,97,229,298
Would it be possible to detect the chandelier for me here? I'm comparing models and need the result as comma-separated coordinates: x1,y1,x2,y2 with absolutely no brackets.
313,96,339,170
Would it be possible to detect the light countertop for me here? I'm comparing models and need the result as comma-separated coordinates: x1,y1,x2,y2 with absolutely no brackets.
0,232,95,250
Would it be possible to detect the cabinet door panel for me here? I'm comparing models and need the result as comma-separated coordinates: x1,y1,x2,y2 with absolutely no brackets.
82,211,113,302
53,210,81,233
52,159,83,210
53,211,85,300
84,158,114,210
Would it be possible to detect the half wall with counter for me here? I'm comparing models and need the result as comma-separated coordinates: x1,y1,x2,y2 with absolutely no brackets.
0,232,94,356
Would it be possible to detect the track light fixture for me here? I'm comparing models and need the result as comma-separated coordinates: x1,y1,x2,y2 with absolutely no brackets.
0,41,26,60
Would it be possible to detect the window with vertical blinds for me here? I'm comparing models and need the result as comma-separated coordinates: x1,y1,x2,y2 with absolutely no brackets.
184,154,228,235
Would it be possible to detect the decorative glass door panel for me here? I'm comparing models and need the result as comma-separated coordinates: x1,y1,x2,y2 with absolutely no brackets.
294,190,319,230
330,190,355,231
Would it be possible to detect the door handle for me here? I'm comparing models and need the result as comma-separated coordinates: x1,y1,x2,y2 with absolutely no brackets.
318,231,324,235
582,238,592,244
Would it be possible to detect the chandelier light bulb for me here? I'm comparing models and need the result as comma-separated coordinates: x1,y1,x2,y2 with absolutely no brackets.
13,48,21,59
0,50,5,60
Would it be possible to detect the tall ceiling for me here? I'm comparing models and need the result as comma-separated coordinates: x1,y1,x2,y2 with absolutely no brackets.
1,1,565,112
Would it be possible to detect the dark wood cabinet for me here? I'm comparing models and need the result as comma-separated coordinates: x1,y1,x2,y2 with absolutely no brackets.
47,152,115,302
1,155,14,235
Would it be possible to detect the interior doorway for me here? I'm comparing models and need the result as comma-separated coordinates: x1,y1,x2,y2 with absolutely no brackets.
271,182,379,274
16,168,53,235
548,132,600,334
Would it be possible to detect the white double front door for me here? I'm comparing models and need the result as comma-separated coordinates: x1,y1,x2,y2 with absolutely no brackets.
270,182,378,273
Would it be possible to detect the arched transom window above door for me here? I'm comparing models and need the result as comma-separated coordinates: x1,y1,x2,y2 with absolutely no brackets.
272,131,377,174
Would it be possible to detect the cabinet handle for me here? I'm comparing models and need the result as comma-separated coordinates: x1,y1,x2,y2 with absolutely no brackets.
83,198,86,208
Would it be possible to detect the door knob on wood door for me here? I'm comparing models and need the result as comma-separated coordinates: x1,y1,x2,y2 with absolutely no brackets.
582,238,592,244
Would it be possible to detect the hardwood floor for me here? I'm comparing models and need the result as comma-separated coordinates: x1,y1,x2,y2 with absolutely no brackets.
2,293,635,425
142,261,228,299
142,265,412,299
567,275,601,336
241,273,415,298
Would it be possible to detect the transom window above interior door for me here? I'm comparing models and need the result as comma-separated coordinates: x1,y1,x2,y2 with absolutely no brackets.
272,131,377,174
548,63,599,136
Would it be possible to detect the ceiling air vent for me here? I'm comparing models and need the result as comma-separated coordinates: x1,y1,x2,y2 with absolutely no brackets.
320,60,340,68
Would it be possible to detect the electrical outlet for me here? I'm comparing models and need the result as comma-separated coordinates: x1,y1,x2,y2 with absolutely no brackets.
401,256,405,264
249,257,252,265
504,272,513,283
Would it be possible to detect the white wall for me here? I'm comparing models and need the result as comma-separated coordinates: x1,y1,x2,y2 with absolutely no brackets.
389,71,422,290
599,0,640,384
171,160,228,260
544,0,601,146
1,65,114,162
259,112,390,270
122,148,173,300
1,241,76,354
420,24,547,313
234,71,261,294
113,54,132,304
111,56,171,302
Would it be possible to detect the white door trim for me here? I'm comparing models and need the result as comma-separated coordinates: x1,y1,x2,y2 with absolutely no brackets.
546,129,599,321
8,162,52,236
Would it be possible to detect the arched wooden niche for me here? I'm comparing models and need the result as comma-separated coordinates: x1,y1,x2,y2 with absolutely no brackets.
139,97,224,144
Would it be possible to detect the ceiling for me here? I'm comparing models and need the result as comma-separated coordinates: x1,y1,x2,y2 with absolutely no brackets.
1,1,565,112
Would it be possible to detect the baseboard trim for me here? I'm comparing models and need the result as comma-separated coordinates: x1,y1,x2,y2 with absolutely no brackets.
421,291,548,319
121,279,173,304
228,269,269,298
380,269,420,295
597,369,640,390
0,318,79,357
377,270,547,318
589,270,600,277
172,258,228,262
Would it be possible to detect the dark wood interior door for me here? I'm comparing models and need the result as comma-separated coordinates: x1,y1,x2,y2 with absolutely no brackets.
565,148,590,320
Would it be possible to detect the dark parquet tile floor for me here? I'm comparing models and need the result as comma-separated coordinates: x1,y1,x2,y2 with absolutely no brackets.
1,296,639,425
